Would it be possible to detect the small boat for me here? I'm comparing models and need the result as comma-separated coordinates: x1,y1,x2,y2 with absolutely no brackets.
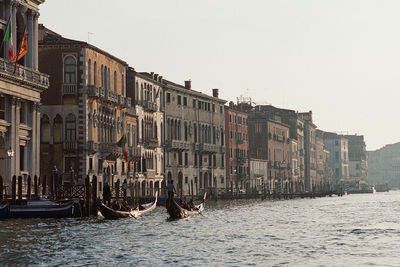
166,193,206,219
98,192,158,219
8,200,74,218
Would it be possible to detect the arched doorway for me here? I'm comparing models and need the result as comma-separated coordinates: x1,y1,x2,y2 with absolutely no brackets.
204,172,208,188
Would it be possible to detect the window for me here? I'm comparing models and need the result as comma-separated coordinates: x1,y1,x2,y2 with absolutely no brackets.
184,152,188,166
89,158,93,170
178,152,183,165
20,145,25,171
93,62,97,86
221,155,224,167
114,71,117,92
19,101,26,124
88,59,91,85
212,104,215,112
41,115,50,143
335,140,339,146
220,106,223,113
166,93,171,103
0,96,4,120
64,56,76,84
194,153,198,166
193,99,196,108
213,155,216,167
183,97,187,106
53,115,63,143
121,74,125,96
66,114,76,141
220,176,224,184
177,95,181,105
185,177,188,184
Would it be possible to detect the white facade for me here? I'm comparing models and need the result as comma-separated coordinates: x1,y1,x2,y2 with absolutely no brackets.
0,0,48,188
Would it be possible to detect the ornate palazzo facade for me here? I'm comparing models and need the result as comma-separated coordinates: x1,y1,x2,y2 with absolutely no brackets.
0,0,48,187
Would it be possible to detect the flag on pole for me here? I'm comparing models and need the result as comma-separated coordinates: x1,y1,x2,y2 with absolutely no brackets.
2,19,14,61
116,135,129,162
15,29,27,61
13,29,28,73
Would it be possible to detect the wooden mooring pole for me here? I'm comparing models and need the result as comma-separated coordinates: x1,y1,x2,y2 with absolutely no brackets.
0,176,3,201
17,176,22,201
91,175,97,215
11,175,16,203
27,175,31,200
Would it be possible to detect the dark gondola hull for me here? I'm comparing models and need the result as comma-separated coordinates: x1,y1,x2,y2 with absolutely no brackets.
99,192,157,219
8,201,74,218
166,193,206,219
98,202,133,219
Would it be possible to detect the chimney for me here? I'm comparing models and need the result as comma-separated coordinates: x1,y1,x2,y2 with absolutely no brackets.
154,74,159,80
184,80,191,90
212,88,219,98
151,72,154,79
229,101,234,108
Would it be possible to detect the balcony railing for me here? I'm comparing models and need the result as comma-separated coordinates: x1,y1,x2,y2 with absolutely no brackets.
87,141,98,153
145,138,158,149
87,86,100,97
64,141,77,152
145,169,156,179
129,146,141,158
143,100,157,112
0,57,49,90
165,140,191,150
62,84,77,95
198,143,220,153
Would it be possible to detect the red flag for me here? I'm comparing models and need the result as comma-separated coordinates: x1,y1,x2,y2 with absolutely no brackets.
13,29,27,73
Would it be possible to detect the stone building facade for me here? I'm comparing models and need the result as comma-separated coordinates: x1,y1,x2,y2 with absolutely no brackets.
254,105,306,192
343,134,367,183
299,111,317,192
163,80,226,197
0,0,48,189
39,26,135,194
126,69,164,196
248,111,291,193
225,101,249,192
316,130,332,191
323,131,349,187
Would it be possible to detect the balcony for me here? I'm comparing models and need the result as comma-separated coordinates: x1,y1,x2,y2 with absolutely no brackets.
144,138,158,149
129,146,141,158
126,97,132,108
87,86,100,97
165,140,191,151
236,138,243,144
62,84,77,95
0,57,49,91
145,169,156,179
64,141,77,152
87,141,99,153
143,100,157,112
105,89,118,103
118,95,126,106
199,143,220,153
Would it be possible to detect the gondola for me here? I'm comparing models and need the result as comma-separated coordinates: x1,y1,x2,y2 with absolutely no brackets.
166,193,206,219
98,192,157,219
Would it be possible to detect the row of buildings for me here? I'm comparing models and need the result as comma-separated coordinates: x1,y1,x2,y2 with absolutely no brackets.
0,0,368,198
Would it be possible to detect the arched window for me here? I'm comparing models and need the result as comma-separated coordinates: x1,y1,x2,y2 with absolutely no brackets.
107,68,110,90
64,56,76,84
53,115,63,143
121,74,125,96
114,71,117,92
101,65,104,88
94,61,97,86
66,114,76,141
41,115,50,143
88,59,92,85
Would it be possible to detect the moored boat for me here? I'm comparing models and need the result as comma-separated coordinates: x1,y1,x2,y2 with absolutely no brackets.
166,193,206,219
99,192,158,219
8,200,74,218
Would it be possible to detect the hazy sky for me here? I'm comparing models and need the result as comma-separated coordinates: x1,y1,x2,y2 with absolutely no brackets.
40,0,400,151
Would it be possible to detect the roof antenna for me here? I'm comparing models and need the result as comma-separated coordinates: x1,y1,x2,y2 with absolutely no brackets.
88,32,94,43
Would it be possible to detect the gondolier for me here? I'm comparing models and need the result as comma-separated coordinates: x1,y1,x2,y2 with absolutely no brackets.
167,180,176,201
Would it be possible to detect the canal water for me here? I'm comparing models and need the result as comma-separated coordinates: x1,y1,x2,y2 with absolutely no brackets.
1,191,400,266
